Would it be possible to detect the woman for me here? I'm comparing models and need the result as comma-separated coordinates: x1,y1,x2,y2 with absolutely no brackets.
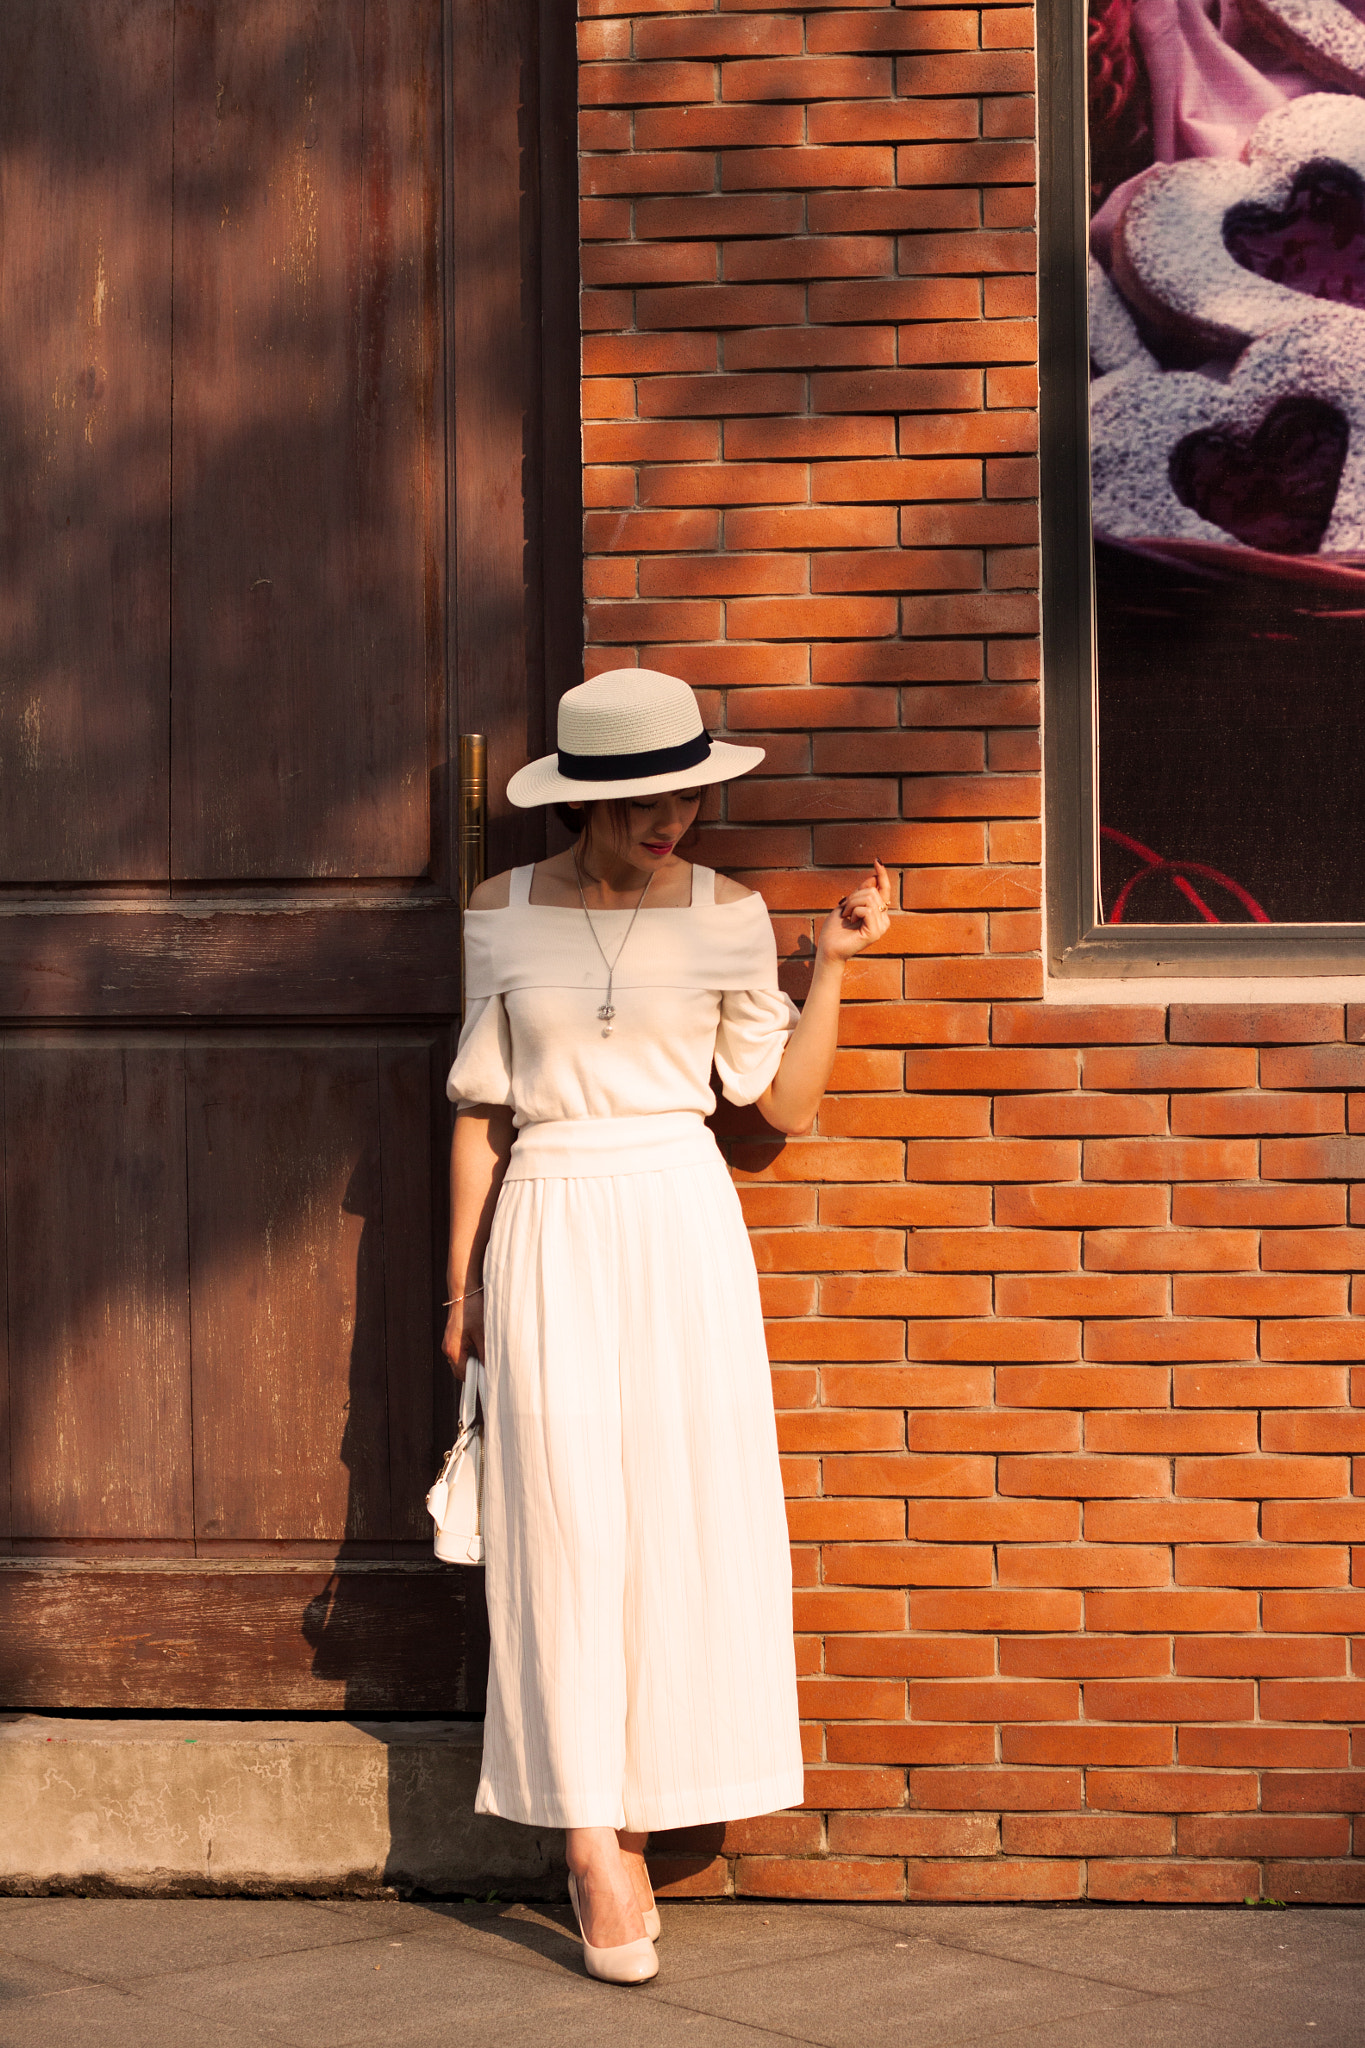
443,667,890,1984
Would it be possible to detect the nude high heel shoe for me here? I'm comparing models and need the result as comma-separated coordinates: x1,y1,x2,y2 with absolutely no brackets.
567,1872,659,1985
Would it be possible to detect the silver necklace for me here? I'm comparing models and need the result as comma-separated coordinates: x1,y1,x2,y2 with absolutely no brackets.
573,854,653,1037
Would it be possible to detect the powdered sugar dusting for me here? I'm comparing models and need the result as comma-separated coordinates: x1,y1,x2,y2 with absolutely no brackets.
1091,315,1365,551
1089,254,1154,374
1113,94,1365,350
1244,0,1365,91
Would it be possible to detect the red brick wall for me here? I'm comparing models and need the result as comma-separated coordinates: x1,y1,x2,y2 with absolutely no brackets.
577,3,1365,1906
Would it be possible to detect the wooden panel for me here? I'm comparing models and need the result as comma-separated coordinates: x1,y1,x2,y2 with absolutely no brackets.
0,1563,489,1709
0,904,462,1018
0,0,172,881
171,0,442,881
188,1039,390,1542
5,1041,192,1540
450,0,541,876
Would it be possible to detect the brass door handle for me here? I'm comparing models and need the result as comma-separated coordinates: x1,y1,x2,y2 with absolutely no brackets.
458,733,487,912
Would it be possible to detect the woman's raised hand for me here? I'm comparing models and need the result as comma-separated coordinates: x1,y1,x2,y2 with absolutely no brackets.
441,1292,484,1384
817,857,893,963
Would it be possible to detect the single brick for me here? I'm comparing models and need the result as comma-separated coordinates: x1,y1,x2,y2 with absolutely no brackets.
905,1768,1081,1812
997,1185,1168,1229
1263,1044,1365,1088
1170,1092,1344,1136
905,1679,1080,1722
1088,1861,1259,1905
1263,1229,1365,1270
1087,1770,1258,1813
1172,1184,1345,1226
1260,1321,1365,1361
908,1409,1080,1458
997,1275,1168,1319
827,1724,994,1766
998,1454,1169,1498
633,15,803,60
735,1857,905,1900
1174,1364,1348,1406
1181,1725,1350,1767
1179,1815,1352,1858
1084,1320,1257,1362
1169,1003,1343,1044
1085,1411,1256,1454
1002,1814,1172,1857
722,56,894,103
998,1364,1168,1407
904,1860,1082,1902
1260,1678,1365,1721
903,1228,1078,1273
908,1589,1083,1633
1173,1635,1347,1676
822,1541,991,1586
636,105,805,150
1172,1273,1348,1317
829,1814,998,1858
998,1544,1169,1586
1262,1771,1365,1811
1085,1500,1259,1542
1083,1680,1255,1721
904,1500,1080,1542
1003,1726,1173,1766
1084,1231,1256,1274
1174,1456,1350,1498
1267,1592,1365,1644
1083,1138,1258,1182
826,1636,994,1680
1000,1637,1170,1679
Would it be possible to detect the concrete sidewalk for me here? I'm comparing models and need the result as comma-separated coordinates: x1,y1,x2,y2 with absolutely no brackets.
0,1897,1360,2047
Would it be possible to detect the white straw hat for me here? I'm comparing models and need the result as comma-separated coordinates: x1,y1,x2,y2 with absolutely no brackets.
505,667,765,807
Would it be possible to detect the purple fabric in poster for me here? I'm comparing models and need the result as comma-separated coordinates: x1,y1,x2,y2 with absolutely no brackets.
1087,1,1365,923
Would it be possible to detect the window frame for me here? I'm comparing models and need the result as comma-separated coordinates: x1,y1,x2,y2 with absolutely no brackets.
1037,0,1365,979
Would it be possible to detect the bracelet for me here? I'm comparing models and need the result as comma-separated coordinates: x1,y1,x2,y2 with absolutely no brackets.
444,1286,484,1307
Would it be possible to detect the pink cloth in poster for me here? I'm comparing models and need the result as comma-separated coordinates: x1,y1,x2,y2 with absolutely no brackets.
1091,0,1316,262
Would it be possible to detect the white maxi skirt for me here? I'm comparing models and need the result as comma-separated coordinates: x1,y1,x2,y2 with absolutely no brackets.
475,1110,805,1832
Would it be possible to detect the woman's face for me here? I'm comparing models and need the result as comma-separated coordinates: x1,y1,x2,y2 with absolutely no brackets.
587,790,702,870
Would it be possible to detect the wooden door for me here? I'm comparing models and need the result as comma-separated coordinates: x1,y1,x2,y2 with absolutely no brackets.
0,0,576,1710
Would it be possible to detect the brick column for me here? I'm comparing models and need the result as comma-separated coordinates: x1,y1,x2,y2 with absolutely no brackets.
577,2,1365,1908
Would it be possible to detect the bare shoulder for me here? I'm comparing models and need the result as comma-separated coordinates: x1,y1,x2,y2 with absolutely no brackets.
712,870,760,906
468,870,513,910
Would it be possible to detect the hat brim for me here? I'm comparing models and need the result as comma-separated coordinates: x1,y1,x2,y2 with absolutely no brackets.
505,740,765,808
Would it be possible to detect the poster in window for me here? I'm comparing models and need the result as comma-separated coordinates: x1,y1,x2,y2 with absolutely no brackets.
1088,1,1365,924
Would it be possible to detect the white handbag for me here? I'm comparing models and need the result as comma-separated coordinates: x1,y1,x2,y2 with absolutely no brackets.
425,1360,486,1565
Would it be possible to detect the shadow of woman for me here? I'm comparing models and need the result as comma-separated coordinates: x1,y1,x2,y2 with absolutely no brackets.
300,1135,489,1717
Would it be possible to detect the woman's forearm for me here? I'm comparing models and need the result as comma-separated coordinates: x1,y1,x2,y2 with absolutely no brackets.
757,953,846,1136
448,1105,515,1294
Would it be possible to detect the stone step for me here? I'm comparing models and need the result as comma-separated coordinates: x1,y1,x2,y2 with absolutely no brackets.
0,1714,564,1898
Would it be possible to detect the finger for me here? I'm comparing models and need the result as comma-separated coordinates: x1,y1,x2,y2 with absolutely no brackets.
872,857,892,905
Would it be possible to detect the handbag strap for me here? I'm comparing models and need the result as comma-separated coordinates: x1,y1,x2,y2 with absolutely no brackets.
459,1359,480,1431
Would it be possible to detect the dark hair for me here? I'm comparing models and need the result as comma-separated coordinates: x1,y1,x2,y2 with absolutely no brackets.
552,794,700,841
553,797,631,839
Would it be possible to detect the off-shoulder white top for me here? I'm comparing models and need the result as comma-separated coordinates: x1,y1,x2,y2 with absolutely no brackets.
446,863,800,1128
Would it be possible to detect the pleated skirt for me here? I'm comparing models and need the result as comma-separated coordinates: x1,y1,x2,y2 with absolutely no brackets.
475,1110,805,1833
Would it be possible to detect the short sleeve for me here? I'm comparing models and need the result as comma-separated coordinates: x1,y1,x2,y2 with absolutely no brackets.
714,984,800,1106
445,994,514,1109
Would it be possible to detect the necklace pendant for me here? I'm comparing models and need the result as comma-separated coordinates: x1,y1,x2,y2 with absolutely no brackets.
601,1023,614,1038
596,1002,615,1022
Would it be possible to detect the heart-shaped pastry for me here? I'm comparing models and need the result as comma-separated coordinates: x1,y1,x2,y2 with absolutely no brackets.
1113,93,1365,353
1169,396,1349,553
1240,0,1365,95
1090,315,1365,552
